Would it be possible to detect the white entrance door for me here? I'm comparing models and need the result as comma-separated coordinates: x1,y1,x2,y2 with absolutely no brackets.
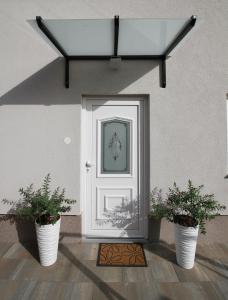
84,98,146,238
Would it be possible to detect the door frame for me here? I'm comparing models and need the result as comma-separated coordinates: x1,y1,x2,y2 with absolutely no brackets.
81,95,150,239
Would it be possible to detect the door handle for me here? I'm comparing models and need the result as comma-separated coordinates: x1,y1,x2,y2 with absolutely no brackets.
85,161,93,168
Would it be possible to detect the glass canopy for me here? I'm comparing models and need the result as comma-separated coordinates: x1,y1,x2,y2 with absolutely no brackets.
36,15,197,88
42,18,190,56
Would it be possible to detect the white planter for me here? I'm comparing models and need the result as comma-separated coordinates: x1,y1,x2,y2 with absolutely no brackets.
35,217,61,267
175,223,199,269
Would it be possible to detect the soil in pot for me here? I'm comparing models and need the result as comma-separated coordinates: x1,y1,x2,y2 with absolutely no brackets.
36,214,60,226
174,215,198,228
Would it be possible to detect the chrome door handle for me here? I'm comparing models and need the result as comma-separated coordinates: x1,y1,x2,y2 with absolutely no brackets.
85,161,93,168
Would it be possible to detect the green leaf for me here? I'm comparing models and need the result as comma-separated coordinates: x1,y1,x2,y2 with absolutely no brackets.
2,174,76,225
149,180,226,234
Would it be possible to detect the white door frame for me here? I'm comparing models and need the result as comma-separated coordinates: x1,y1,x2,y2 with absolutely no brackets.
81,95,149,239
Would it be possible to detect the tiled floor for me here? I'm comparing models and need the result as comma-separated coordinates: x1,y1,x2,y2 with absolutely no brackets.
0,241,228,299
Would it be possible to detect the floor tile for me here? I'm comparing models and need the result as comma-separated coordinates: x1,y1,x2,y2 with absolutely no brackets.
159,282,221,300
0,279,38,300
3,242,39,261
123,266,152,283
92,282,127,300
29,281,93,300
197,258,228,282
128,281,162,300
14,259,77,282
149,259,179,282
144,243,176,263
212,281,228,299
196,243,228,260
59,243,99,262
173,261,209,282
0,242,13,258
77,260,124,283
0,258,26,280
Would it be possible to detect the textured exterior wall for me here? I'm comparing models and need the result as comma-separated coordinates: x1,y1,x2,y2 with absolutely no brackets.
0,0,227,218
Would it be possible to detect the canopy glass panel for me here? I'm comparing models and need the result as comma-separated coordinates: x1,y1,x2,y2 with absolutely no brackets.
42,17,190,56
118,19,188,55
43,19,114,56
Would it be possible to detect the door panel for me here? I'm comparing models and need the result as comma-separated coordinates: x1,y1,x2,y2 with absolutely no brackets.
85,99,145,238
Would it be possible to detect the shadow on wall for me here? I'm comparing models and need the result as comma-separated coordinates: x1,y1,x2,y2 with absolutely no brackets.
0,57,158,105
100,199,162,240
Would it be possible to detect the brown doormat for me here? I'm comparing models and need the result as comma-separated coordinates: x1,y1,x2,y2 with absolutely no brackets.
97,243,147,267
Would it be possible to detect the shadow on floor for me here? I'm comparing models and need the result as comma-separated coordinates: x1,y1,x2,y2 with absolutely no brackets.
0,215,39,262
144,240,177,263
144,239,228,280
59,235,126,300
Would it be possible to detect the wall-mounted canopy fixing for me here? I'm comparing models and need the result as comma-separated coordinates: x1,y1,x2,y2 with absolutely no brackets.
36,15,197,88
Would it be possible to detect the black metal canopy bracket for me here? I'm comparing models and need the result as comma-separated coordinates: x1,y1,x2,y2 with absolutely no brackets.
160,58,166,88
36,15,197,89
113,15,119,57
36,16,70,88
36,16,67,57
163,15,197,57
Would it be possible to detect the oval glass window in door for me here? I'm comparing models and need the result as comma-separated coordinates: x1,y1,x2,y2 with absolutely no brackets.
101,119,130,174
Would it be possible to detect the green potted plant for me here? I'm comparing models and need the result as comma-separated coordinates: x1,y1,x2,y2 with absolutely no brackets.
149,180,225,269
166,180,225,269
148,187,167,241
3,174,76,266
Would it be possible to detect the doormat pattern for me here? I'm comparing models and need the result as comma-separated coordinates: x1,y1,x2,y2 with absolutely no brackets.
97,243,147,267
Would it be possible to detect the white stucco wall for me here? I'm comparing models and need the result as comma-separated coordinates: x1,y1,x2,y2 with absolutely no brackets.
0,0,227,214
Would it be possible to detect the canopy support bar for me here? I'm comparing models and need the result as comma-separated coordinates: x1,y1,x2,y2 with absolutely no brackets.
65,58,69,88
164,15,197,57
160,58,166,88
36,16,67,57
68,55,162,60
36,15,197,89
113,15,119,57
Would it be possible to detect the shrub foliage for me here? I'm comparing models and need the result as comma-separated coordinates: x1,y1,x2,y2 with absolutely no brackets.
3,174,76,225
149,180,225,234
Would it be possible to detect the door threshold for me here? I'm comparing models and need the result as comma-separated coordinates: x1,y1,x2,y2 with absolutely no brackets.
82,237,149,244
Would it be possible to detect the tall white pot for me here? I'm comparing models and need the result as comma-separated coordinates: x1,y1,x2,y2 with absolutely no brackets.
175,223,199,269
35,217,61,267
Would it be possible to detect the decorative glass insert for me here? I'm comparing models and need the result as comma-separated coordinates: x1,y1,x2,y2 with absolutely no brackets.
101,119,130,174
